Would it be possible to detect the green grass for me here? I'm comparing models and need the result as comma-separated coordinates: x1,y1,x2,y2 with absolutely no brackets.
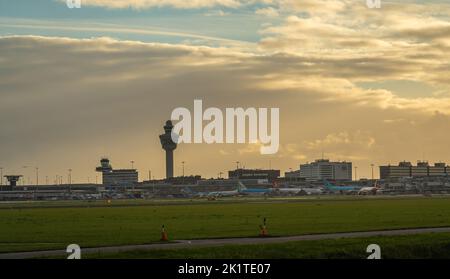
84,232,450,259
1,197,450,253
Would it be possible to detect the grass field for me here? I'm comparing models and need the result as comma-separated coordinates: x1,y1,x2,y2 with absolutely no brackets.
85,232,450,259
1,196,450,253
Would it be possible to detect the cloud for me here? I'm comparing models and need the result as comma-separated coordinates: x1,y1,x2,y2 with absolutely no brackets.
0,33,449,179
1,0,450,181
204,9,230,16
255,7,279,17
254,1,450,111
304,131,376,158
74,0,247,9
0,21,249,47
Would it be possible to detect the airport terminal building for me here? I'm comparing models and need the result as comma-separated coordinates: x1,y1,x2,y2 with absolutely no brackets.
228,169,280,183
380,161,449,179
299,159,352,181
96,158,138,187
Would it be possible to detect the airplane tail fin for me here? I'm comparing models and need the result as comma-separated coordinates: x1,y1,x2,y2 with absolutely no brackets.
323,180,333,189
237,181,247,192
374,180,380,189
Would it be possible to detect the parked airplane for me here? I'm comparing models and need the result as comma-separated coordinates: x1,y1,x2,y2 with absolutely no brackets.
300,187,324,195
271,187,302,195
181,187,209,198
323,180,360,193
205,181,277,198
358,181,381,195
207,187,240,198
182,187,238,198
271,186,323,195
237,181,272,196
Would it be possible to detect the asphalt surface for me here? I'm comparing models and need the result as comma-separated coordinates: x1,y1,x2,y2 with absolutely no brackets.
1,227,450,259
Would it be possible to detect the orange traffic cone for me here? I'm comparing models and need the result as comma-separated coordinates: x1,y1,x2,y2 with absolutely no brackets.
259,225,268,237
160,225,169,241
259,218,269,237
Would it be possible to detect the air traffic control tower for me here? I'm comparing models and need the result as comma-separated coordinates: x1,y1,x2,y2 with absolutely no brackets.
159,120,177,179
3,175,22,191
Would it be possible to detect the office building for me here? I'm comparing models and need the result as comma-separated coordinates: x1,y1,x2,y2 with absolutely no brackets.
228,169,280,182
96,158,138,186
380,161,449,179
299,159,352,181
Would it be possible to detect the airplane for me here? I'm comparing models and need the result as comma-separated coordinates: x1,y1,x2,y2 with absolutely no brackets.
237,181,272,196
323,180,361,193
271,185,323,195
207,186,240,198
181,187,209,198
208,189,239,198
299,187,324,195
358,181,381,195
269,182,301,195
182,187,228,198
271,187,302,195
205,181,273,198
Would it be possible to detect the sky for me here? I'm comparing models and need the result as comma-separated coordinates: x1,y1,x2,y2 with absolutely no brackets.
0,0,450,183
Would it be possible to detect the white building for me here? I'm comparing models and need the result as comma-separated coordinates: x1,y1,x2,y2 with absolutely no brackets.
96,158,138,186
102,169,138,186
380,161,449,179
299,159,352,181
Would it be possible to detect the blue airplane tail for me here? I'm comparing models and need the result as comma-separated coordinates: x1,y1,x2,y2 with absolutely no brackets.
323,179,357,191
323,180,334,189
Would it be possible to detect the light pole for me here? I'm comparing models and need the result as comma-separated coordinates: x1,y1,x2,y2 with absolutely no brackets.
289,168,293,183
371,164,374,180
235,161,240,170
0,167,3,186
354,166,358,181
68,169,72,184
181,161,185,177
148,170,152,181
35,167,39,186
68,169,72,194
22,166,28,185
131,160,135,169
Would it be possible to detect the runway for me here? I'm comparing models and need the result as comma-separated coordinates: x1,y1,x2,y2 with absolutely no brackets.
1,226,450,259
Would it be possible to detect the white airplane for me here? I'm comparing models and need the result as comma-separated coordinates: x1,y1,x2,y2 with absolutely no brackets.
274,187,323,195
207,187,240,198
358,181,381,195
271,183,323,196
272,187,302,195
208,182,273,198
300,187,324,195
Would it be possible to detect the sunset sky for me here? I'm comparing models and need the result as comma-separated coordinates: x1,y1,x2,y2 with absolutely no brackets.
1,0,449,183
